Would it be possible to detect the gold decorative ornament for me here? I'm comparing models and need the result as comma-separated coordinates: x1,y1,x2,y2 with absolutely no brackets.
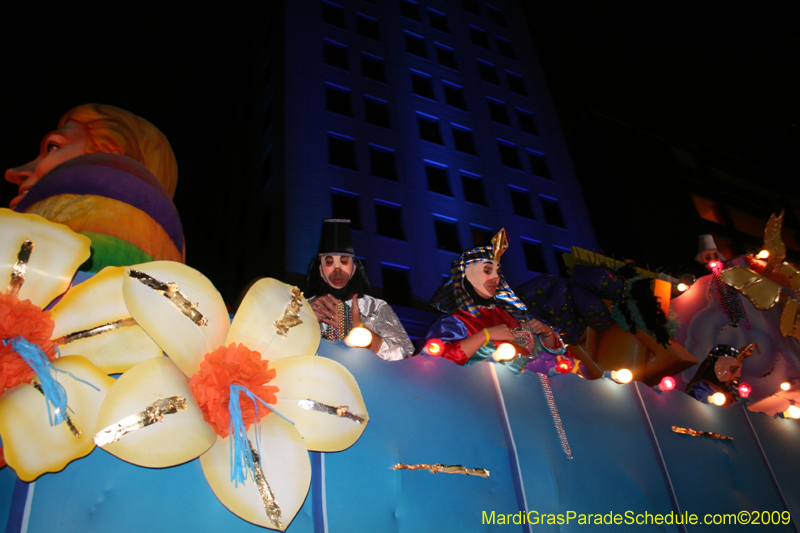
273,287,305,337
127,270,207,326
672,426,732,440
391,463,490,477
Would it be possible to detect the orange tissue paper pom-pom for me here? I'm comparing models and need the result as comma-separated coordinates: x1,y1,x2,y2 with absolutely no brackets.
0,293,56,392
189,343,279,437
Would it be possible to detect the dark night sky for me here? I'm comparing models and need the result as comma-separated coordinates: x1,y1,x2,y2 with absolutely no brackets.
2,4,797,294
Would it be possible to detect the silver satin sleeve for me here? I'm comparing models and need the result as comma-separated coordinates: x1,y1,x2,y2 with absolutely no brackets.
356,295,414,361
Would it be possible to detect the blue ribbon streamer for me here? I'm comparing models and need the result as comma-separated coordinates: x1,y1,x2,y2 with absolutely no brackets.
227,383,293,487
2,336,99,426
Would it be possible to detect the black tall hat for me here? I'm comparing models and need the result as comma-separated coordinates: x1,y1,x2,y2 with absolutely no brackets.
318,219,354,256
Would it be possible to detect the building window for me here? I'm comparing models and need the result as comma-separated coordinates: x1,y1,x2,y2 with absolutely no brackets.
509,186,535,219
498,141,522,170
469,26,490,49
471,225,493,247
364,96,392,128
528,151,552,179
331,189,361,229
478,61,500,85
517,109,539,135
425,161,451,196
400,0,421,22
541,196,566,228
486,5,506,26
369,145,397,181
325,84,352,117
405,32,428,59
356,14,381,41
321,2,346,28
328,133,357,170
376,201,405,240
410,70,435,99
496,36,516,59
435,43,459,70
487,98,510,125
443,82,467,110
382,264,412,306
434,216,461,253
361,53,386,82
506,71,527,95
553,246,570,278
463,0,480,16
418,114,443,144
691,195,725,224
452,125,476,155
429,9,449,33
521,238,547,273
323,40,349,71
461,172,487,205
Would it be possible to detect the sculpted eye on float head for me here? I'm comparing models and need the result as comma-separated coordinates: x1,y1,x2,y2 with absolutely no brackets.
5,121,89,210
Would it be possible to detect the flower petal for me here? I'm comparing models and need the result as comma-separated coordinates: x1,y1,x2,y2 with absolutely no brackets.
226,278,320,362
271,355,368,452
50,267,162,374
200,416,311,531
94,356,216,467
0,356,114,482
122,261,229,377
0,209,91,308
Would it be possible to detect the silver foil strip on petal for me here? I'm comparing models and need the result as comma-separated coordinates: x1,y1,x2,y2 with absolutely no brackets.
93,396,187,446
127,270,207,326
296,399,365,424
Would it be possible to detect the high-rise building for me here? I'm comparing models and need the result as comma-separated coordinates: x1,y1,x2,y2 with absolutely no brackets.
257,0,597,334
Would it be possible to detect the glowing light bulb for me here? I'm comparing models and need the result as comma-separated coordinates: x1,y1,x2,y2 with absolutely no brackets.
555,358,573,374
492,342,517,361
677,283,688,292
708,260,722,271
785,405,800,419
424,338,444,356
757,249,770,259
345,327,372,348
738,382,752,398
709,392,727,406
659,376,676,391
610,369,633,384
780,382,791,391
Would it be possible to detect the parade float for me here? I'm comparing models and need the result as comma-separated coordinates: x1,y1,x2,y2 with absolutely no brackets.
2,106,799,532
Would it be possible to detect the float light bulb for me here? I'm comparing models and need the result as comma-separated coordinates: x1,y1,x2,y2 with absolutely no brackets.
677,283,688,292
757,249,770,260
785,405,800,419
708,260,722,271
780,382,791,391
493,343,517,361
424,338,444,356
611,369,633,384
345,327,372,348
555,359,573,374
709,392,727,406
738,382,752,398
659,376,676,391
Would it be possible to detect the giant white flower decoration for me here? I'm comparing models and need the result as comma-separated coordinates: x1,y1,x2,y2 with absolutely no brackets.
94,262,369,530
0,208,161,481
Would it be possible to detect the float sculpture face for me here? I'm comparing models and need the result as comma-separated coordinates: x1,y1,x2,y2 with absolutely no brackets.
5,121,89,209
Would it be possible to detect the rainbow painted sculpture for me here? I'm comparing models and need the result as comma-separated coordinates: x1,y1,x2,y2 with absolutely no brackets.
5,104,184,271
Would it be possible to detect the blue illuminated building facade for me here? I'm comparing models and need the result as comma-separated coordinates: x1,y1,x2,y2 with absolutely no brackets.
263,0,596,327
